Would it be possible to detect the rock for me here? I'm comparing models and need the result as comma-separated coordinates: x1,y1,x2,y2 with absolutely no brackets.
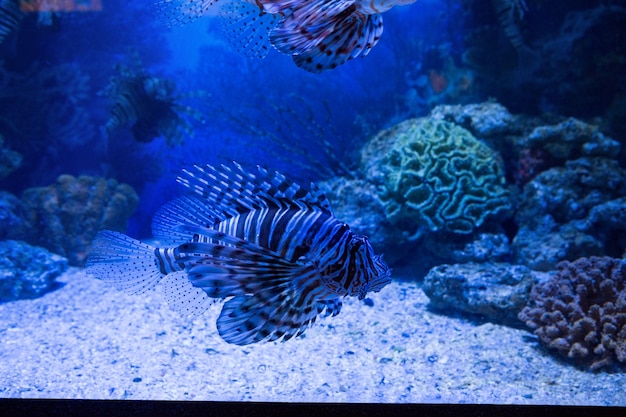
0,192,28,240
0,240,68,302
430,101,515,138
422,262,548,327
516,157,626,229
513,224,604,272
525,117,620,160
424,232,511,264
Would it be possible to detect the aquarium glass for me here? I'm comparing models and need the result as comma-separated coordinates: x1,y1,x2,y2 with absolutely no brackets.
1,0,625,407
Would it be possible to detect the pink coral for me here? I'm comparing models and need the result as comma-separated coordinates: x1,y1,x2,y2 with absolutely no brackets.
519,257,626,371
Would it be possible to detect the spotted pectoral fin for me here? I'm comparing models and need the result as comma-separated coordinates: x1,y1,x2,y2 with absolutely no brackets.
154,0,220,27
289,12,384,73
160,271,217,317
219,1,278,59
268,0,354,55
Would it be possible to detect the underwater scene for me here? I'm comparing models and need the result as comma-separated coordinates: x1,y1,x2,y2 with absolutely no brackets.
1,0,626,406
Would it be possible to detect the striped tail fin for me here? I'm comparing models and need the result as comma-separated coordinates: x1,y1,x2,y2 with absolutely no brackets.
85,230,163,295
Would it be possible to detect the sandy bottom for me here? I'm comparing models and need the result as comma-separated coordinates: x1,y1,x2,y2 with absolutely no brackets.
0,268,624,405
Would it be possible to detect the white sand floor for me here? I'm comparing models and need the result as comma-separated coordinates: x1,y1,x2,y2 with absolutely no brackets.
0,268,624,405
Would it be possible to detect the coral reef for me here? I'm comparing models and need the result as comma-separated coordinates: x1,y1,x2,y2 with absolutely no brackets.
19,174,139,266
513,223,603,272
573,197,626,258
362,117,511,236
101,51,206,146
315,101,625,280
513,147,554,186
423,262,546,327
519,257,626,371
0,240,68,302
518,157,626,223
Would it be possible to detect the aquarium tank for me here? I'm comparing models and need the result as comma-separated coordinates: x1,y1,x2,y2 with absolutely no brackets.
1,0,625,413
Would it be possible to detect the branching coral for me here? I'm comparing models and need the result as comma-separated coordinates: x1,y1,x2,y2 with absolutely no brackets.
362,118,511,236
519,256,626,371
100,51,206,147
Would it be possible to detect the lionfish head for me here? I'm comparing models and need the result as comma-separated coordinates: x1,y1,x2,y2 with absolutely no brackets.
351,235,392,300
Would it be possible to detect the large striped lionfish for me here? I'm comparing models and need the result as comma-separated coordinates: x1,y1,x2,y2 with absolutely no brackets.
86,162,391,345
155,0,418,72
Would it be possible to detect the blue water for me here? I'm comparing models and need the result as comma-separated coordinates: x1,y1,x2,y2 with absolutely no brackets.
1,0,472,238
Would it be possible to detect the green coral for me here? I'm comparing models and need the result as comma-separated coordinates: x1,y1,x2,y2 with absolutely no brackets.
363,118,511,235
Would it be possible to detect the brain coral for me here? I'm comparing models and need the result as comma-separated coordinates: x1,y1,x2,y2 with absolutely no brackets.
362,118,511,235
519,257,626,371
20,175,139,266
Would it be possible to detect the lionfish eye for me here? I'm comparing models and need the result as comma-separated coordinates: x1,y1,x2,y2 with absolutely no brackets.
350,236,367,253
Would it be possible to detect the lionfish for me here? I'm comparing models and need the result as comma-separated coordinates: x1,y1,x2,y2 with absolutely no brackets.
86,162,391,345
0,0,23,45
155,0,418,72
491,0,536,66
101,51,205,146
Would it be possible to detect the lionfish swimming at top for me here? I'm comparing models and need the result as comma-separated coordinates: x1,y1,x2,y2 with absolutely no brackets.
154,0,418,72
86,161,391,345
